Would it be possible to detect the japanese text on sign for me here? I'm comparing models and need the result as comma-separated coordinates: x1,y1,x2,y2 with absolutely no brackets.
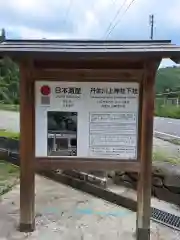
35,81,139,160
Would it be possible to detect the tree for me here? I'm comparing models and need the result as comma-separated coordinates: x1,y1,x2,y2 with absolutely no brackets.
0,57,20,104
0,28,6,42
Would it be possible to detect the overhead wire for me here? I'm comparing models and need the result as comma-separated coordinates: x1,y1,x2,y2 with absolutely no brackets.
105,0,137,39
102,0,128,39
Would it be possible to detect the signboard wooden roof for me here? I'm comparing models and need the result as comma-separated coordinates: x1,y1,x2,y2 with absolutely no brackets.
0,39,180,62
2,39,179,238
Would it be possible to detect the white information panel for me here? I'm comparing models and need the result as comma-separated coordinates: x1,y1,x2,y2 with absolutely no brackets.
35,81,139,160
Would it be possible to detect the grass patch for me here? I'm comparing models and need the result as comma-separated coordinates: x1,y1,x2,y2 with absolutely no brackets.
0,160,19,180
0,130,20,195
0,129,19,139
155,105,180,119
153,150,180,164
153,151,166,162
168,139,180,145
0,104,19,112
0,160,19,195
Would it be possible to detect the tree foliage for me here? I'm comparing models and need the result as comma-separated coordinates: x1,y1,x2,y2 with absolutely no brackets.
0,57,19,104
155,67,180,93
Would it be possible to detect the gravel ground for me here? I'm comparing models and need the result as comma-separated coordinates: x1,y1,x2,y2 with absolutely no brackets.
0,175,180,240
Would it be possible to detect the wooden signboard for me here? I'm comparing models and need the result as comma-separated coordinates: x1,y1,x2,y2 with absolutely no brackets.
22,66,152,240
1,39,180,240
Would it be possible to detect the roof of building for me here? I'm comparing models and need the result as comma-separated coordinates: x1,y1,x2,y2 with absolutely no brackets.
0,39,180,62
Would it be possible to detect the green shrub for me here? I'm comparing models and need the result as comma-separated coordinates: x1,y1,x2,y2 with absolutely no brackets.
0,129,19,139
155,105,180,119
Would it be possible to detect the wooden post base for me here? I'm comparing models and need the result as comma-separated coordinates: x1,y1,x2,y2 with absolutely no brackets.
19,222,35,232
136,228,150,240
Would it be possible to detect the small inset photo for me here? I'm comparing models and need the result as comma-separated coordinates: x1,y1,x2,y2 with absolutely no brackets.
47,111,77,156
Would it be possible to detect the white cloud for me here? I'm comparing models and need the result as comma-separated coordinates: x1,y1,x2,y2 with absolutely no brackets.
0,0,180,39
6,25,70,39
0,0,180,66
11,0,40,11
76,10,99,38
165,1,180,29
159,59,176,68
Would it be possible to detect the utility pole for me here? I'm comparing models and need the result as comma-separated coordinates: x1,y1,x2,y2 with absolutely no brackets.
149,14,154,40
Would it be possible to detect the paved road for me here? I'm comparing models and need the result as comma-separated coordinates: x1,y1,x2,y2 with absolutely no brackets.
154,116,180,137
0,110,180,138
0,110,19,132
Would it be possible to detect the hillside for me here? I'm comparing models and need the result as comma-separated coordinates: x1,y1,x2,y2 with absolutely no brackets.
155,66,180,93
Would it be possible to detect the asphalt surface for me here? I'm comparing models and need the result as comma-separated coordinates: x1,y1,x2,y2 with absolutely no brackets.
0,110,180,138
154,116,180,137
0,110,20,132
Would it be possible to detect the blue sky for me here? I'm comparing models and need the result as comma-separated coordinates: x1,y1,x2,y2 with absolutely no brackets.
0,0,180,67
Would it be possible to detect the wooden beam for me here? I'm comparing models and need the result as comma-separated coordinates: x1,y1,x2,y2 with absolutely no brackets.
35,158,140,172
33,59,144,70
19,61,35,232
170,57,180,64
32,69,143,81
136,62,156,240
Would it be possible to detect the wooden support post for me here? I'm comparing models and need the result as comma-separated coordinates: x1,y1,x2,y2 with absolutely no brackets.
136,62,156,240
19,62,35,232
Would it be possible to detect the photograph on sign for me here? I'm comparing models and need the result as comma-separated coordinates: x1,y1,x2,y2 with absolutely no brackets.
35,82,139,160
47,111,77,156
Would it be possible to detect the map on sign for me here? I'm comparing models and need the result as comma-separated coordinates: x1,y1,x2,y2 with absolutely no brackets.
35,81,139,160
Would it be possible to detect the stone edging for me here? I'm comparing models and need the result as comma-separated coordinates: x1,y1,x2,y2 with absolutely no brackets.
109,165,180,206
